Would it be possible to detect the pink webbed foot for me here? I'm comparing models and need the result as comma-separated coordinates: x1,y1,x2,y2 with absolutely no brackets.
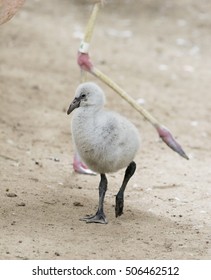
73,153,96,175
156,125,189,160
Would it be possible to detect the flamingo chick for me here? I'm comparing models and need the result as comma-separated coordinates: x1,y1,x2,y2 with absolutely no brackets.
67,82,140,224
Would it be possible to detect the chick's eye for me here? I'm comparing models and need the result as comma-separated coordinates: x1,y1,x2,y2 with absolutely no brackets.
81,94,86,98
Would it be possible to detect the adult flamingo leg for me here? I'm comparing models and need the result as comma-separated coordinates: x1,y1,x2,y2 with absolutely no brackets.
76,3,189,160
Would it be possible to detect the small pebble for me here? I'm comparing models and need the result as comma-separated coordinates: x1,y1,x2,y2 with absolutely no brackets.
136,98,145,105
183,65,194,72
177,19,187,27
176,38,187,46
189,46,200,56
55,252,60,256
35,161,43,167
158,64,168,71
73,202,83,207
49,157,60,162
190,121,198,127
17,202,26,207
6,193,17,198
73,30,83,40
32,85,40,91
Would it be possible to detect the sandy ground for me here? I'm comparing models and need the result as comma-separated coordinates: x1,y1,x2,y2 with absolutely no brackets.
0,0,210,260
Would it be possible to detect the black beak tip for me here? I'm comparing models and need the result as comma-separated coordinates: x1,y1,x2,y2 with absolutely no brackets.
67,105,72,115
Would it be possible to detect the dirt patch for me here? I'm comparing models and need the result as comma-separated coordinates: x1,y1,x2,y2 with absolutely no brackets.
0,0,210,259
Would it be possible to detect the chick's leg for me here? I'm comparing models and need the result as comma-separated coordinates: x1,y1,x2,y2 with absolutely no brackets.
80,174,108,224
115,161,136,217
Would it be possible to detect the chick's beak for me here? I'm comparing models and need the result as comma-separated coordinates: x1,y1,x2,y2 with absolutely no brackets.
67,97,81,115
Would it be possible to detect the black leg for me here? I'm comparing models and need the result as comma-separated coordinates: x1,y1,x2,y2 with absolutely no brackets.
80,174,108,224
115,161,136,217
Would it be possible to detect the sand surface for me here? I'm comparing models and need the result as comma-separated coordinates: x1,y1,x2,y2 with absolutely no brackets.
0,0,210,259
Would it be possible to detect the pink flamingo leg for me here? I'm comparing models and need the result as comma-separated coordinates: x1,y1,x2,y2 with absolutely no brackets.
0,0,25,25
73,153,96,175
76,3,189,162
